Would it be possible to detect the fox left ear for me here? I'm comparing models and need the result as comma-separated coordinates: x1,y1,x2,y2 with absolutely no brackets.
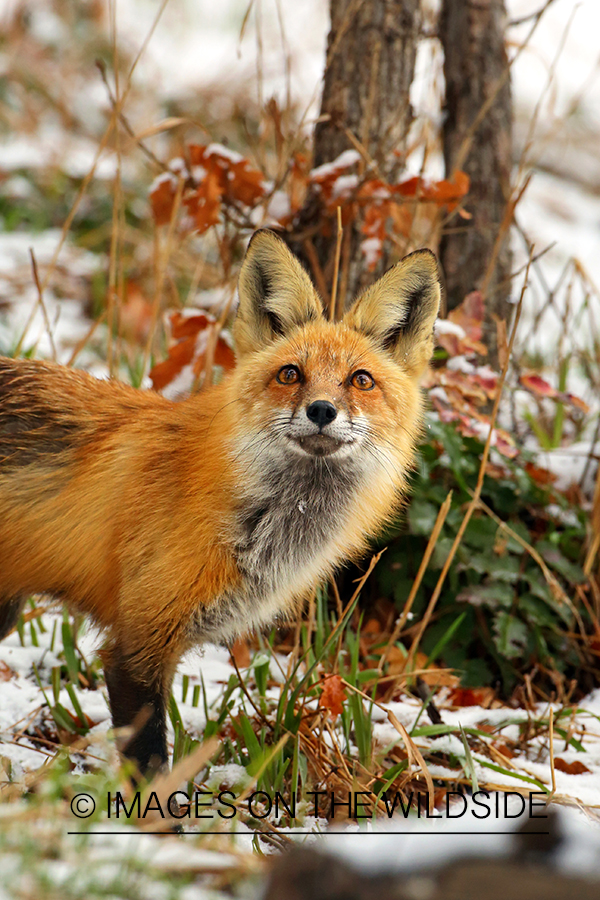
343,249,442,378
234,229,324,357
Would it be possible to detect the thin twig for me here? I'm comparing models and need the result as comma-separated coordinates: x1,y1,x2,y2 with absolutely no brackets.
480,174,532,301
548,706,556,795
28,248,57,360
231,656,271,728
14,0,170,357
379,491,452,671
340,678,436,813
335,550,385,663
142,173,185,377
328,206,343,321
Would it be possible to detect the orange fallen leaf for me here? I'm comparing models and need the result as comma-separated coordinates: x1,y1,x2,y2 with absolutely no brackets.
184,143,266,234
448,686,495,708
150,173,178,226
363,618,382,637
319,674,346,718
149,311,235,392
0,660,15,681
553,757,591,775
525,461,557,486
491,741,516,759
184,165,223,234
393,170,470,211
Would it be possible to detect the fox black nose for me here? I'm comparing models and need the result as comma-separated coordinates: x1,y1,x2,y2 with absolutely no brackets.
306,400,337,429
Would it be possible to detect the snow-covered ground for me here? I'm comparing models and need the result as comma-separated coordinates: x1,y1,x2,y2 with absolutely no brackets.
2,613,600,812
1,612,600,897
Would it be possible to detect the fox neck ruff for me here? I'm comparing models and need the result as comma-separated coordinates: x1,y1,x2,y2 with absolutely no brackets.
190,452,367,644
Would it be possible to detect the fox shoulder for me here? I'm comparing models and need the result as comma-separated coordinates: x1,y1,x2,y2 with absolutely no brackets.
0,356,165,470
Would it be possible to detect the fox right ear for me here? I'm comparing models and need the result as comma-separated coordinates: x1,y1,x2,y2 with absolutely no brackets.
234,230,324,357
344,249,442,379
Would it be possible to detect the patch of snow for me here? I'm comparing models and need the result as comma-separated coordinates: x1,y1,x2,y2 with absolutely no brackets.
446,355,475,373
150,171,178,194
191,165,207,182
331,174,359,198
205,143,244,164
169,157,187,174
311,149,361,180
429,385,449,404
266,189,291,221
206,764,251,792
361,237,382,269
536,441,599,493
434,319,467,338
159,361,195,400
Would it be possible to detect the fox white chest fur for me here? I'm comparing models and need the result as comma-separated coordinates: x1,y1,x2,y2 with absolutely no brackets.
192,452,365,643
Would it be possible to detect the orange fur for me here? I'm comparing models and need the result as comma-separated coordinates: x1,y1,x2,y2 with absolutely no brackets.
0,230,441,774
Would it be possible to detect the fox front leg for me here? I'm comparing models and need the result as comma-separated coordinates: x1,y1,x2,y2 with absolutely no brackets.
103,645,172,780
0,595,26,641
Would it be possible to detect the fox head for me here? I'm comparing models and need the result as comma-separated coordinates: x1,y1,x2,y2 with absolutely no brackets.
231,229,441,487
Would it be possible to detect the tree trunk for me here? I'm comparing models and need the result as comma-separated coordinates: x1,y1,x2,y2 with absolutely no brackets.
439,0,513,363
290,0,422,311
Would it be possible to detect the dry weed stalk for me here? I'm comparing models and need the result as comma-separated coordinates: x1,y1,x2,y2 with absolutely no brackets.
328,206,344,321
401,251,532,672
379,490,453,673
142,174,186,376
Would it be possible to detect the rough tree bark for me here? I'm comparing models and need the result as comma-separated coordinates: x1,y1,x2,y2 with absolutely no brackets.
290,0,422,311
440,0,513,362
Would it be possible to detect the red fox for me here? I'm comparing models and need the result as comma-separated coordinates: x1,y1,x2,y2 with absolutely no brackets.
0,230,441,776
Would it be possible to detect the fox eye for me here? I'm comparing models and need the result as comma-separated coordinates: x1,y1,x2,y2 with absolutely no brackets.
350,370,375,391
276,365,301,385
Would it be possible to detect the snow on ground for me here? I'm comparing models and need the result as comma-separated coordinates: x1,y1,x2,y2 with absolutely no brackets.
323,801,600,877
1,611,600,900
2,613,600,817
0,230,105,362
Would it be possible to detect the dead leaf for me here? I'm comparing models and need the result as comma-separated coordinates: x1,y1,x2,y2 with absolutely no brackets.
150,173,178,226
184,165,223,234
491,741,516,759
520,372,558,398
393,170,470,210
289,153,310,214
559,392,590,414
184,143,266,234
0,660,15,681
149,311,235,392
319,674,346,718
525,461,557,486
553,757,591,775
448,686,495,708
519,373,589,413
363,618,382,637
